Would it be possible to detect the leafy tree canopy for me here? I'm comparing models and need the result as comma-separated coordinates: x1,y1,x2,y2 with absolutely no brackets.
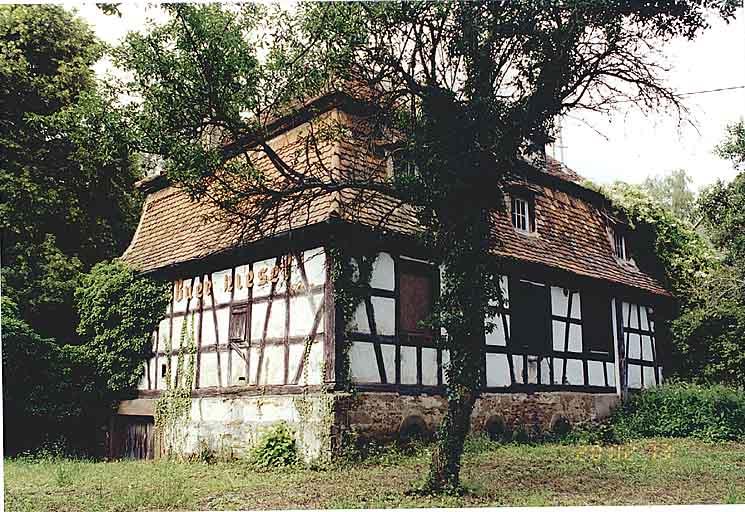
641,169,697,222
0,5,141,341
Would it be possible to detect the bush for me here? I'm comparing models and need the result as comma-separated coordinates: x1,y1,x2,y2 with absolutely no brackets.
612,383,745,442
249,422,297,469
560,420,620,446
2,261,169,456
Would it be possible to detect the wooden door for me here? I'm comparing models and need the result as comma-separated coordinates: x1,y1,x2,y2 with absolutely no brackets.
110,415,155,460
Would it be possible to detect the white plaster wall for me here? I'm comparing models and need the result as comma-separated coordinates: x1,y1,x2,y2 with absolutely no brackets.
350,341,380,383
550,287,581,319
486,353,510,387
400,346,417,385
512,355,524,384
199,352,220,388
351,302,370,333
170,393,332,462
371,297,396,336
370,252,395,290
628,364,642,389
381,344,396,384
587,360,605,387
422,347,438,386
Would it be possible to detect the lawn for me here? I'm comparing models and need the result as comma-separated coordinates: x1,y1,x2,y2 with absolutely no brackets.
5,438,745,511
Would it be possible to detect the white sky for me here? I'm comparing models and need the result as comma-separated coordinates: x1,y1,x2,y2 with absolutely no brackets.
70,2,745,191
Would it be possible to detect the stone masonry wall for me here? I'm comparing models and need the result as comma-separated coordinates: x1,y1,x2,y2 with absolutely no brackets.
334,391,620,443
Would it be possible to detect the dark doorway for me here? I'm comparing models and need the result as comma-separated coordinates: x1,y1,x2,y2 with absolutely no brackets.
109,415,155,460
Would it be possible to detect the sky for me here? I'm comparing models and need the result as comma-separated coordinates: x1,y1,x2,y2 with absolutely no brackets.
70,2,745,191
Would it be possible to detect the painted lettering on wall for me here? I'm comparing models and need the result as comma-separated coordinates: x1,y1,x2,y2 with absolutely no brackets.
174,262,285,302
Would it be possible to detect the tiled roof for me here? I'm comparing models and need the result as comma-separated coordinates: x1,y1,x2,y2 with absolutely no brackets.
122,114,669,297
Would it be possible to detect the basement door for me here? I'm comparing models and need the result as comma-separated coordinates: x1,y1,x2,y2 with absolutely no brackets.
110,415,155,460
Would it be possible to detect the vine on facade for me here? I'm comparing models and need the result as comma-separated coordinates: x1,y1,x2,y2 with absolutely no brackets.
154,311,197,457
327,246,377,390
292,247,378,462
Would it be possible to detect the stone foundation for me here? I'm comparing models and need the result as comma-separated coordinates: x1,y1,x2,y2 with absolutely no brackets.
118,390,619,460
335,391,620,443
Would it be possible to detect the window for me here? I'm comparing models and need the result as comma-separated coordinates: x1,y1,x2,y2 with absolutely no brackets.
613,229,629,260
509,278,550,353
228,306,248,342
581,290,613,354
511,196,535,233
399,260,434,343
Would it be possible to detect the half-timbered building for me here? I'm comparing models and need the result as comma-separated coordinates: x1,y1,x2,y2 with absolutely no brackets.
112,88,671,460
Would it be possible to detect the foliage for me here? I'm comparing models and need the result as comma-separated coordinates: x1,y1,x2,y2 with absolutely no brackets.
601,182,716,306
117,1,736,492
559,420,620,446
612,383,745,442
699,171,745,272
716,121,745,172
75,260,170,397
248,422,297,469
2,262,167,455
154,311,197,455
0,5,141,343
641,169,697,222
596,182,745,386
671,298,745,389
2,296,90,454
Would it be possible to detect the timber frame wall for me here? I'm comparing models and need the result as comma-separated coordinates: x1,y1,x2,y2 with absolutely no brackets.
134,235,667,400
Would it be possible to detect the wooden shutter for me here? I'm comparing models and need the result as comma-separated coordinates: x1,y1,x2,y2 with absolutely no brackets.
581,289,613,353
229,306,248,342
399,261,434,342
509,278,550,353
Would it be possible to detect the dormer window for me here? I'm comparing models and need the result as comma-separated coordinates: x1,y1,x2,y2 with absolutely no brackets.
613,230,629,260
511,196,535,233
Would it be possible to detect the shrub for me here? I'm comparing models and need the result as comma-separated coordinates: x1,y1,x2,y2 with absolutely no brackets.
249,422,297,469
561,420,620,446
612,383,745,442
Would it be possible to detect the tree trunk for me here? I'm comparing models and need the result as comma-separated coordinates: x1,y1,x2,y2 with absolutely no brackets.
425,386,478,492
422,211,489,493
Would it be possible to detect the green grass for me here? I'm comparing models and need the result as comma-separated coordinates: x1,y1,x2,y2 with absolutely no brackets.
5,438,745,511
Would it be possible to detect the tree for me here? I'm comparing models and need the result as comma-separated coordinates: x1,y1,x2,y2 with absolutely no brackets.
641,169,697,222
1,5,147,454
116,2,737,491
0,5,141,343
2,262,169,455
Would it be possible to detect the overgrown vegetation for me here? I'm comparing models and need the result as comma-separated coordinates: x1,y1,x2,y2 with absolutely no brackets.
6,437,745,510
1,5,144,455
154,310,197,456
597,175,745,389
3,261,168,455
612,383,745,443
248,422,298,470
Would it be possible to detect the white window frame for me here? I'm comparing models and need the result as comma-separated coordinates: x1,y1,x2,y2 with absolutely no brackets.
613,230,627,260
511,196,533,233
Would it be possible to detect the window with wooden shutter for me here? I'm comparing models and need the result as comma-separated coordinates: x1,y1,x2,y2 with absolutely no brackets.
399,260,435,344
228,306,248,343
509,278,550,353
581,289,614,354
